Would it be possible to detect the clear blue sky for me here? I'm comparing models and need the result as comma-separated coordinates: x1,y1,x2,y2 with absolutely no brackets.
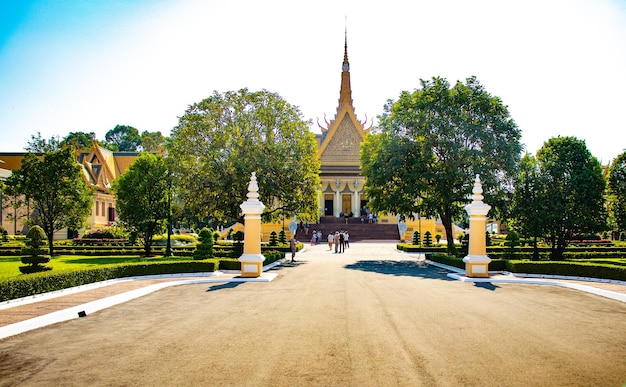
1,0,625,162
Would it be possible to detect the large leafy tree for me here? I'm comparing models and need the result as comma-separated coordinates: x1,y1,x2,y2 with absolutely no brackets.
509,154,546,259
607,151,626,236
105,125,141,151
60,131,99,151
111,153,169,256
24,132,61,152
140,130,166,153
361,76,522,254
168,88,320,224
534,136,606,259
4,147,94,255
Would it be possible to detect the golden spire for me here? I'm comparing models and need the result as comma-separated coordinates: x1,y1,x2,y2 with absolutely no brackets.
337,22,354,114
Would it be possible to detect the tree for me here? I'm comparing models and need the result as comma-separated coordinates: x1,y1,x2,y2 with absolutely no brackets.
60,131,99,151
193,227,214,260
140,130,166,153
4,147,94,255
534,137,606,260
509,153,546,259
111,153,169,257
607,151,626,236
168,89,320,224
25,132,61,152
105,125,141,151
361,76,522,254
20,225,52,274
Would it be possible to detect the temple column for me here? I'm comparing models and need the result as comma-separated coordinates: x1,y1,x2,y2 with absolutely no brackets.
335,179,341,217
352,180,359,217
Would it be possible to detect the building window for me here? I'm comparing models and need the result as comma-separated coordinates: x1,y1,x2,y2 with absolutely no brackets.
95,201,99,216
101,202,105,217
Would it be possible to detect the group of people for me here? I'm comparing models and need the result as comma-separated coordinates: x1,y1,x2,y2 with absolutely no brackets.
309,230,323,245
328,230,349,253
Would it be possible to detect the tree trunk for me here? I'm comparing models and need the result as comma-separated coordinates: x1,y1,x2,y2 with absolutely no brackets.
45,222,55,256
439,210,457,256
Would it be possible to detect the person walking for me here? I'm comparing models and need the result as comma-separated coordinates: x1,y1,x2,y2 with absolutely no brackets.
327,232,334,250
290,237,297,262
339,231,345,253
333,231,340,253
344,231,350,248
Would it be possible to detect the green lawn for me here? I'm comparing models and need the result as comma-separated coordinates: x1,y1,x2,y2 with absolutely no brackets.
0,255,197,280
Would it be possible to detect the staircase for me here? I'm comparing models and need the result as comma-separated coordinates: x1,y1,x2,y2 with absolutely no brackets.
300,216,400,242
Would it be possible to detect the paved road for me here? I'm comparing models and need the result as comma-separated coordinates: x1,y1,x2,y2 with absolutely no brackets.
1,243,625,386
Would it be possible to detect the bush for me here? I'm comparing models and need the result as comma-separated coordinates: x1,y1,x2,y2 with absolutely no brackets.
20,226,52,274
82,226,129,239
424,231,432,247
505,231,520,259
193,227,215,260
233,230,244,242
278,229,287,245
269,231,278,246
412,231,421,245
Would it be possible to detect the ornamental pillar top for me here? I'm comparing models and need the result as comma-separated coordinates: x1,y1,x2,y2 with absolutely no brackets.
247,172,259,200
471,174,484,203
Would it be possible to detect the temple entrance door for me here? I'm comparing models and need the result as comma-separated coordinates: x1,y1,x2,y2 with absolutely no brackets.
324,197,333,216
342,194,352,215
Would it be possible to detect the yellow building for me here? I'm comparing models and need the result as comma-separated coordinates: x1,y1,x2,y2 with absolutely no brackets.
0,145,139,237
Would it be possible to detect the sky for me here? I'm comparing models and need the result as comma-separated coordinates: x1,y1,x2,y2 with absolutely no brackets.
0,0,625,163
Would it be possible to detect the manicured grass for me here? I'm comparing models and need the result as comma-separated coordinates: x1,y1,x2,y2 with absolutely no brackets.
0,255,198,280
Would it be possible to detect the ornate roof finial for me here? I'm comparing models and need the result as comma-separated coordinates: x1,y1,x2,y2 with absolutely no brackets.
343,16,349,72
338,18,354,114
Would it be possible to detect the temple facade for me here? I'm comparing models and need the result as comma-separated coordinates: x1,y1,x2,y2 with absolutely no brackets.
315,35,369,218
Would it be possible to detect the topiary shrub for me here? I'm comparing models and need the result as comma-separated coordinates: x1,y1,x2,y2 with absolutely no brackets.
505,231,520,259
269,231,278,246
20,226,52,274
424,231,433,247
435,233,442,244
486,231,492,246
0,226,8,242
412,231,421,245
233,230,244,243
193,227,215,260
278,229,287,245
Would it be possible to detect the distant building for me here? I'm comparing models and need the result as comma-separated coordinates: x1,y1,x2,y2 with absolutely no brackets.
0,145,139,237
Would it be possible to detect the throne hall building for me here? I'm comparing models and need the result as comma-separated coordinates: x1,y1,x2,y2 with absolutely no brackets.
315,36,369,218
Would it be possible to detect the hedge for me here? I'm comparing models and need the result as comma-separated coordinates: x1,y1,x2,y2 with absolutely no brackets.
505,261,626,281
426,254,626,281
0,261,216,302
217,250,286,271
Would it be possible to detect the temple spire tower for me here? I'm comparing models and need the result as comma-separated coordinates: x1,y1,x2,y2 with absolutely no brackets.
316,28,370,218
337,26,354,115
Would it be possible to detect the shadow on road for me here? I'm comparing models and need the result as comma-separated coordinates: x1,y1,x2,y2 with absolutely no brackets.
473,282,500,291
344,260,454,281
206,282,243,292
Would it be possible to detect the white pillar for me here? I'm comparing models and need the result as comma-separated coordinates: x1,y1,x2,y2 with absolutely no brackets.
238,172,266,278
335,179,341,217
463,175,491,277
352,180,359,217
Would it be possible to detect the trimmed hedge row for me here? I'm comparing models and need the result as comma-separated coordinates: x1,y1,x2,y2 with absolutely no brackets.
217,250,286,271
427,254,626,281
0,250,287,302
0,261,216,302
